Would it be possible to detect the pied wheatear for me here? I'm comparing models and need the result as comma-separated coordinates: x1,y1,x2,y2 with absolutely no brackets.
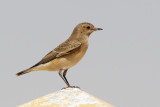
16,22,103,88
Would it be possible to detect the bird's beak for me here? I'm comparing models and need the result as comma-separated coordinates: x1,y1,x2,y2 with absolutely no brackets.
93,28,103,31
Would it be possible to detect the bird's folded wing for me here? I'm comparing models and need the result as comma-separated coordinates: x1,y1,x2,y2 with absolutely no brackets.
30,40,81,68
54,40,81,57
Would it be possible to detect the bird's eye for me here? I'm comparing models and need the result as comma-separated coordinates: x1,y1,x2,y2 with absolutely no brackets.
86,26,90,29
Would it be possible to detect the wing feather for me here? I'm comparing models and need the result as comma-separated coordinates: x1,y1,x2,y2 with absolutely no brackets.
30,40,81,68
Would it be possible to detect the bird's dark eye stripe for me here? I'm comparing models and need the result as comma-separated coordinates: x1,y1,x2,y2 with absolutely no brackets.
87,26,90,29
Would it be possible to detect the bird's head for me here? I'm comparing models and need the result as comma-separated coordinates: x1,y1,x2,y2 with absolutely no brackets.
76,22,103,36
69,22,102,40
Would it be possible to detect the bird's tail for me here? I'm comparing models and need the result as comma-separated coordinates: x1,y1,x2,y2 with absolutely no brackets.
16,68,33,76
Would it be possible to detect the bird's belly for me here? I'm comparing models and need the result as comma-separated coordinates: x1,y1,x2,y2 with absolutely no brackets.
46,45,88,71
64,50,87,68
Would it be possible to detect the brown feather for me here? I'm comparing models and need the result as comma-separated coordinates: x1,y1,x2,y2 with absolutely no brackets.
29,40,81,68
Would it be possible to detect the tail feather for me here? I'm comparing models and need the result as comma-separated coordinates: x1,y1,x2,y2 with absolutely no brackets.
16,69,32,76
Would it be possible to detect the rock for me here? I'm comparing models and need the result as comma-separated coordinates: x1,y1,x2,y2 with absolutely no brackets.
18,88,114,107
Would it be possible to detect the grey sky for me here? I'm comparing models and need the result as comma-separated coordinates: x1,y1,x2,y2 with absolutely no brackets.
0,0,160,107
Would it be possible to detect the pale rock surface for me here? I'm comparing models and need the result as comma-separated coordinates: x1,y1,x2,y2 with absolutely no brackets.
18,88,114,107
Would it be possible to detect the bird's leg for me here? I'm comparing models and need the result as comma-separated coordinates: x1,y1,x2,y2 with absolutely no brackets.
62,69,80,89
63,69,70,87
58,70,69,87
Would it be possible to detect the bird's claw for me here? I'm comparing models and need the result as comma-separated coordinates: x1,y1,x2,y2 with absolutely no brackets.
62,86,80,89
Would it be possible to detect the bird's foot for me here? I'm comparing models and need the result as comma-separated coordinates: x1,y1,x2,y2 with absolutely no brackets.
69,86,80,88
62,86,80,89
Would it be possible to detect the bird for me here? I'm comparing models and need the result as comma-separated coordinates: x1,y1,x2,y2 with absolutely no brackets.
16,22,103,88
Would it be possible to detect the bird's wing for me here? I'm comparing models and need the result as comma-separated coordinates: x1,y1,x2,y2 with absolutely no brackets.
30,40,81,68
54,40,81,57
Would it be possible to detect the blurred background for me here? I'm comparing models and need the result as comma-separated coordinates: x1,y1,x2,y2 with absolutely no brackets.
0,0,159,107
